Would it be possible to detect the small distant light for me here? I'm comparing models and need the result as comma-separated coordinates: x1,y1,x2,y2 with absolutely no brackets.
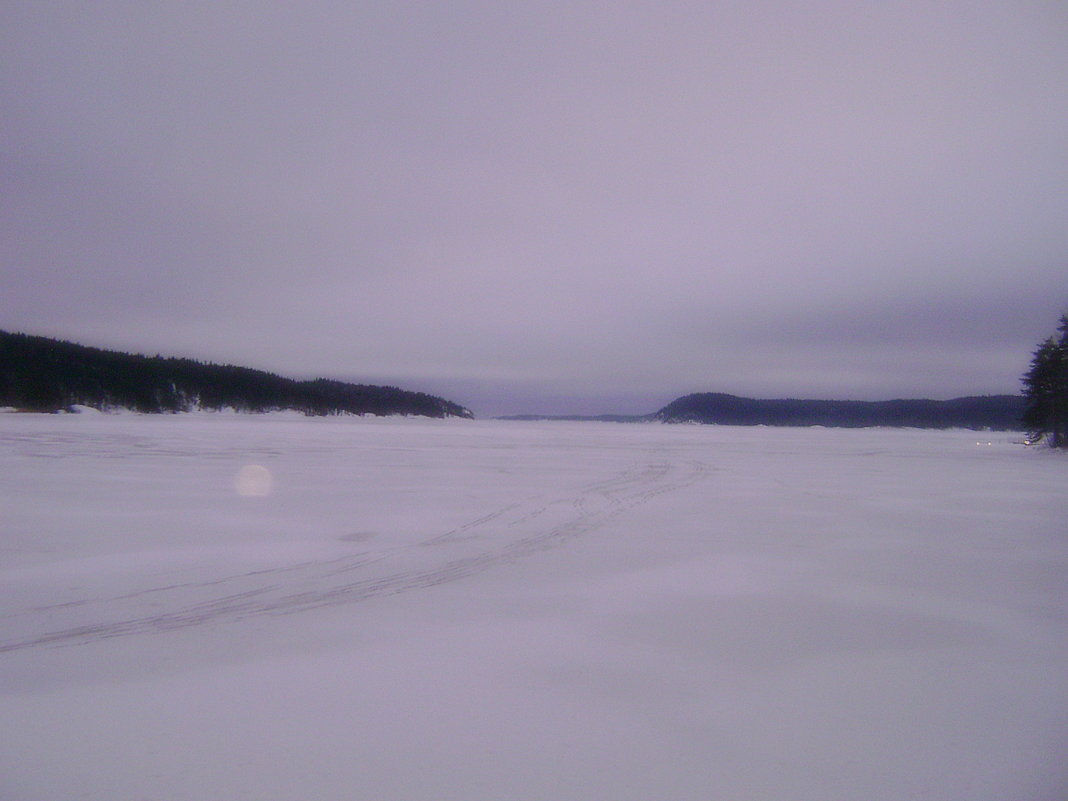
235,464,273,497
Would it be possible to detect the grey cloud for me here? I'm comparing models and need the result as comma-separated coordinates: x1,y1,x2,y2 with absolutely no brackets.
2,2,1067,415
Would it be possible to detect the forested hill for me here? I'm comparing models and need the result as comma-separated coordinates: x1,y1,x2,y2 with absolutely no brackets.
657,392,1025,430
0,331,472,418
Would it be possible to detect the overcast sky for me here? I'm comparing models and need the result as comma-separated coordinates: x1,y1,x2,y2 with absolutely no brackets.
3,2,1067,415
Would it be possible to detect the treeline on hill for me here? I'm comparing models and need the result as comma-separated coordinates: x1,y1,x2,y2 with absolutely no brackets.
0,331,472,418
656,392,1025,430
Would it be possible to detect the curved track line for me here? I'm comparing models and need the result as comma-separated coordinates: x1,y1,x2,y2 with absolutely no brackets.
0,456,712,653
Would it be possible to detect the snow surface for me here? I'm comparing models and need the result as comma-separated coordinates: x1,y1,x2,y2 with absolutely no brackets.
1,413,1066,801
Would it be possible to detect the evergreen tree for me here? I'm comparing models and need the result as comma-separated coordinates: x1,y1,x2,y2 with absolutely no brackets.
1021,314,1068,447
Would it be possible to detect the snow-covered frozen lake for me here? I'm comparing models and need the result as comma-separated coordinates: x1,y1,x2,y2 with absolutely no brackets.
2,412,1066,800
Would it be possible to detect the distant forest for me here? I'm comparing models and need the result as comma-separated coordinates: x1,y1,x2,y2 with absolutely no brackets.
656,392,1025,430
0,331,472,418
0,330,1029,428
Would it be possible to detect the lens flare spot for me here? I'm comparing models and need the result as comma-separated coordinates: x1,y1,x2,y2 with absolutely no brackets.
235,464,273,497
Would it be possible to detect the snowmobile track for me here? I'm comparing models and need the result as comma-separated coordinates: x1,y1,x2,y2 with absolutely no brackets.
0,456,711,653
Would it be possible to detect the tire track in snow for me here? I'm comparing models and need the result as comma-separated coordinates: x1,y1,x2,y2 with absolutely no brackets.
0,456,711,653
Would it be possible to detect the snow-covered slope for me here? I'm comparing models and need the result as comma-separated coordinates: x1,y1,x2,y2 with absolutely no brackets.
1,413,1065,800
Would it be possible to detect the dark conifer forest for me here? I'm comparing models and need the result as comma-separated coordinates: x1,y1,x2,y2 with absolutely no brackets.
1021,313,1068,447
0,331,472,418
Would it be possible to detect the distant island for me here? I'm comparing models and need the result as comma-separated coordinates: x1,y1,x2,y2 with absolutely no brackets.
0,331,472,418
497,394,1024,429
656,392,1024,430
